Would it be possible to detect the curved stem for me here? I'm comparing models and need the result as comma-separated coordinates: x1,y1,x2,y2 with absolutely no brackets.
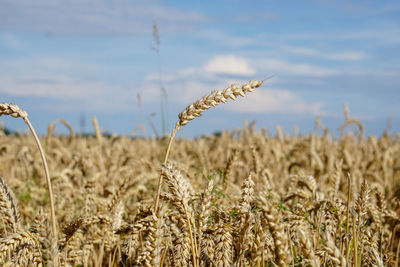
153,125,179,212
25,119,57,239
163,126,179,165
154,125,199,265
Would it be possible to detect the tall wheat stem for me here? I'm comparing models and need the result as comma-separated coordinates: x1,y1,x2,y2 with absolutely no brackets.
153,80,264,267
153,79,264,213
0,104,57,241
25,120,57,238
154,126,179,212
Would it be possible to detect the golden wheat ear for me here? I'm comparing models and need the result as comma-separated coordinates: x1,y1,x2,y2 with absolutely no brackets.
0,177,20,233
154,80,264,213
0,103,57,241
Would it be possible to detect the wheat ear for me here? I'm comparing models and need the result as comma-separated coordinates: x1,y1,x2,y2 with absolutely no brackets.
161,163,197,266
259,196,290,267
0,177,20,233
0,231,40,264
154,80,264,212
0,104,57,241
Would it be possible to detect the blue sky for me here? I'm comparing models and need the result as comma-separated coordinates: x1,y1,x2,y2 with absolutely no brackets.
0,0,399,137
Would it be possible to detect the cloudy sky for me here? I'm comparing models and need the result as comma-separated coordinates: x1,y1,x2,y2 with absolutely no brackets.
0,0,399,137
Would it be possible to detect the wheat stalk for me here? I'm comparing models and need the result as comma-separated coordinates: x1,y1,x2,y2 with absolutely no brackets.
339,103,364,139
154,80,264,212
0,104,57,246
48,119,75,144
92,116,103,146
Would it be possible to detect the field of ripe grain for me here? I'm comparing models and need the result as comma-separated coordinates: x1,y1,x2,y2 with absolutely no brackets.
0,82,399,266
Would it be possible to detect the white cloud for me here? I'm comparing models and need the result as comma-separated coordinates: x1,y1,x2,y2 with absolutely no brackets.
0,55,138,112
202,55,256,76
286,47,319,56
282,28,400,45
256,59,338,77
0,56,122,111
146,55,257,83
143,55,328,115
233,12,277,22
0,0,210,34
0,33,22,48
141,76,324,116
0,74,140,113
0,57,104,78
0,53,327,116
329,51,365,61
0,75,107,99
199,30,256,48
222,87,324,115
179,82,325,115
285,46,365,61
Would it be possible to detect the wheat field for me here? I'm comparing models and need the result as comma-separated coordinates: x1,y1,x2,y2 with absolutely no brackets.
0,81,399,266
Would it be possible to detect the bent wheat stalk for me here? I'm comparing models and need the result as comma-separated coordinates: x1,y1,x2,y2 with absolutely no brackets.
339,103,364,140
154,80,264,212
0,103,57,241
